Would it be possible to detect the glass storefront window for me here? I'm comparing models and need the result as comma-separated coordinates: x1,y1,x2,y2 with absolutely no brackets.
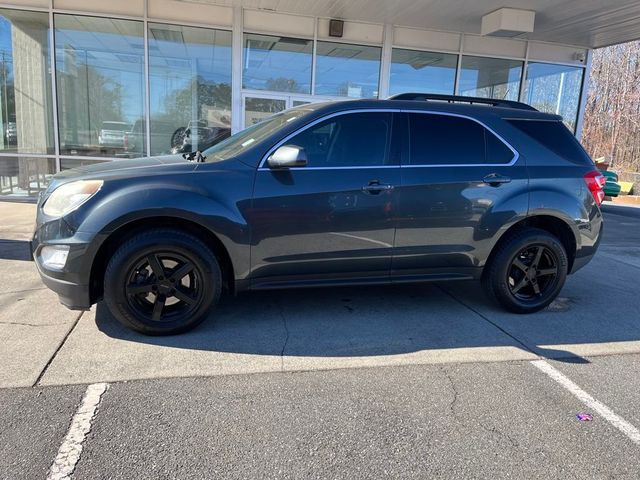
60,157,108,170
54,15,145,158
243,33,312,94
389,48,457,96
149,24,232,156
0,9,54,154
315,41,381,98
458,56,523,101
243,96,287,127
0,156,55,197
523,62,584,132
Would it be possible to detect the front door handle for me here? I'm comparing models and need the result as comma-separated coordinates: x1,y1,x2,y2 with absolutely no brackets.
483,173,511,185
362,181,394,194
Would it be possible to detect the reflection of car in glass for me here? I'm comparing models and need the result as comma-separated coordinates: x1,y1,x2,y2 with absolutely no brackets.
98,121,131,148
170,120,231,154
124,119,231,157
124,120,177,157
32,94,604,335
600,170,621,197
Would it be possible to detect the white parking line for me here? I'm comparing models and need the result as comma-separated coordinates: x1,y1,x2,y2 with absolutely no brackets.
531,360,640,445
46,383,109,480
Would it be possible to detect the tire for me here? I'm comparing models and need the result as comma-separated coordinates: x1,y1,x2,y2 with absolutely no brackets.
170,127,187,148
104,228,221,335
482,227,568,314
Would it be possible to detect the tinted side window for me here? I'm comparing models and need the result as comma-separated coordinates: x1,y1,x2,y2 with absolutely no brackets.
288,112,391,167
486,130,515,164
508,119,594,166
408,113,514,165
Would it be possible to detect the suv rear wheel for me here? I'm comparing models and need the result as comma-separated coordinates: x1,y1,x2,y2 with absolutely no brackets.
483,227,568,313
104,228,221,335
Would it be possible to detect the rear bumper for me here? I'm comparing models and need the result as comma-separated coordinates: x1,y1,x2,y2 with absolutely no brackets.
569,211,603,274
570,252,595,274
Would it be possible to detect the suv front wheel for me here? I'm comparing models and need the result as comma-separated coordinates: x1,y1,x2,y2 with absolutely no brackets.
104,228,221,335
483,227,568,313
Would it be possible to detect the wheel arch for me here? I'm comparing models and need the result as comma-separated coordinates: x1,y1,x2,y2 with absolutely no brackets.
89,215,236,304
484,214,578,278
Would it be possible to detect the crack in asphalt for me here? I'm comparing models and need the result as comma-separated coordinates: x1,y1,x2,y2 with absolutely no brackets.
440,365,519,449
441,365,459,414
276,301,290,371
436,285,538,357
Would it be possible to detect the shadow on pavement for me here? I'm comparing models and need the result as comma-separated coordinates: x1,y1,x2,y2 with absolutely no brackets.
601,203,640,218
93,280,611,364
0,239,31,261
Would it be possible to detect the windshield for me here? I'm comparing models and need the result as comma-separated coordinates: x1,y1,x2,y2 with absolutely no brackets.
203,105,323,162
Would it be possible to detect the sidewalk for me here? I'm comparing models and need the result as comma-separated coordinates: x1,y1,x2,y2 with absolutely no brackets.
0,203,81,388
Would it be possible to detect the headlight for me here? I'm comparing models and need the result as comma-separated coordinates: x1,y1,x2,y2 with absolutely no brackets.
42,180,103,217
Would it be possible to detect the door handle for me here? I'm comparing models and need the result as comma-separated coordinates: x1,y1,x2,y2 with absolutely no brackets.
362,181,394,194
483,173,511,185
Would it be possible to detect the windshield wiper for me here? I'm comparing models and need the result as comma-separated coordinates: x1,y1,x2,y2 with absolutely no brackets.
183,150,206,163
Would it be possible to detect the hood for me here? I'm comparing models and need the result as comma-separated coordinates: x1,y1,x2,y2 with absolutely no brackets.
44,154,199,199
55,154,195,178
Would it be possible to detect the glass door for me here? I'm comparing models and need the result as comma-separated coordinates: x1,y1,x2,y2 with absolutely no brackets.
242,94,287,129
241,92,340,129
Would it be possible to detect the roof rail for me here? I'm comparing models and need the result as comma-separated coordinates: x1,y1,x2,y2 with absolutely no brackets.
388,93,538,111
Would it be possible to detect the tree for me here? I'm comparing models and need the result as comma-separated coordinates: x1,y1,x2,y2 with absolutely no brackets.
582,42,640,174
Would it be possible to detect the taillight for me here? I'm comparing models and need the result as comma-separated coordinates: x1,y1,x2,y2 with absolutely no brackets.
584,170,606,205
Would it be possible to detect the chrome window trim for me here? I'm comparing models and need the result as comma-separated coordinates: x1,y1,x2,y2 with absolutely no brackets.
257,109,401,170
400,109,520,168
257,107,520,171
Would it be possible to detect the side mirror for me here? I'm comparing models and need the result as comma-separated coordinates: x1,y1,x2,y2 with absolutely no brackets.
267,145,308,169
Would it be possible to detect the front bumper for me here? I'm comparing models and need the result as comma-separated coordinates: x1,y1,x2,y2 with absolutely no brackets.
33,257,91,310
31,215,98,310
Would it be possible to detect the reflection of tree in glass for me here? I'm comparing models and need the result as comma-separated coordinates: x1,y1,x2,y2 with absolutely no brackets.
57,63,126,146
161,77,231,125
265,77,300,93
526,72,581,131
87,68,124,127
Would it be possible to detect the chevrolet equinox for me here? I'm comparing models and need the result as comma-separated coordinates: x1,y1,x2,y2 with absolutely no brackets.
31,94,604,334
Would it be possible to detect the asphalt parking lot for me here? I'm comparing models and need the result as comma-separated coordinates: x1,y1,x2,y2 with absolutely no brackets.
1,201,640,479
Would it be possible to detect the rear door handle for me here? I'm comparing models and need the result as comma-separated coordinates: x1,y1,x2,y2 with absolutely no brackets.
362,181,394,194
483,173,511,185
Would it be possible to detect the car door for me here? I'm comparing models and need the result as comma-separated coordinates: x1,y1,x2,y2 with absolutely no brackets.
249,110,401,287
392,111,528,279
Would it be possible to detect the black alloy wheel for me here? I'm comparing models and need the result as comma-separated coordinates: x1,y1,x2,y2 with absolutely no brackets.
507,245,559,302
125,252,204,323
104,228,221,335
483,227,568,313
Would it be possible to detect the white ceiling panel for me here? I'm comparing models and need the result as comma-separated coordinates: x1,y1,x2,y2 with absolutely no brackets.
187,0,640,48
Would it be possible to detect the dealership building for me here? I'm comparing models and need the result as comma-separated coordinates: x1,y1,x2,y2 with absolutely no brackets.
0,0,639,198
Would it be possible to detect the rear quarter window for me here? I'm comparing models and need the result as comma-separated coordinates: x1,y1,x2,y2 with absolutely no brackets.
407,113,515,166
508,119,594,166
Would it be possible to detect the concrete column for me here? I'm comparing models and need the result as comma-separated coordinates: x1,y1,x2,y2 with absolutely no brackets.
11,19,52,155
231,6,243,134
378,24,393,99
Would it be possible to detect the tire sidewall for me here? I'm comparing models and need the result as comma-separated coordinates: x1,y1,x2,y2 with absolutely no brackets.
104,230,220,334
491,230,568,313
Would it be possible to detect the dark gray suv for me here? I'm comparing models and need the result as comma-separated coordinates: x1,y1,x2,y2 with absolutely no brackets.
31,94,604,335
